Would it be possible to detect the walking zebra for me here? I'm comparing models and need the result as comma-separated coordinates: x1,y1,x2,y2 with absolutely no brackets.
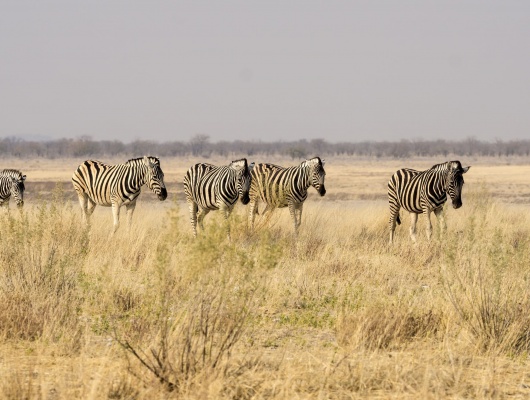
72,156,167,232
0,169,26,208
183,159,253,238
388,160,470,244
248,157,326,235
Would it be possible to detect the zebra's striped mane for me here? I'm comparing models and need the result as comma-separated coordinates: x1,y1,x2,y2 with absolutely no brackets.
301,157,324,168
1,169,24,179
229,158,248,170
125,156,158,163
431,160,464,172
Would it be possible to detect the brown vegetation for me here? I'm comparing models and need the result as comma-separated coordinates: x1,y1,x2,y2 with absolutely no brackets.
1,157,530,398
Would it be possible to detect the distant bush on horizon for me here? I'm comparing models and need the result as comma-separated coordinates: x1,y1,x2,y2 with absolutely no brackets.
1,135,529,159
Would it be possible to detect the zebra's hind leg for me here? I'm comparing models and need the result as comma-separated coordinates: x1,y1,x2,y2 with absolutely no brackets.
409,212,418,243
187,200,199,237
77,192,90,225
86,197,97,219
388,207,400,244
197,208,210,233
248,199,258,231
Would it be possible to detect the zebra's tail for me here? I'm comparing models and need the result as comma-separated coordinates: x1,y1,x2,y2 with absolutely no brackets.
396,214,401,225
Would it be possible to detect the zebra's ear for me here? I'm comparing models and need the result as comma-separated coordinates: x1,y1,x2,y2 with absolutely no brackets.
321,159,326,167
22,175,26,181
248,162,255,173
462,166,470,174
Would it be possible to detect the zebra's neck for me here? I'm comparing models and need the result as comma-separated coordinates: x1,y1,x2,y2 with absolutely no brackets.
124,161,149,190
424,167,449,203
295,164,312,193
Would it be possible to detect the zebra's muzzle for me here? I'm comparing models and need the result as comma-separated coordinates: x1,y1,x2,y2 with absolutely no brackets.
452,200,462,209
240,194,250,205
318,186,326,196
158,188,168,201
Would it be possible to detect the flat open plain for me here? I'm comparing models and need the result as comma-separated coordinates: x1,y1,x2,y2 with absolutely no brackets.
1,155,530,399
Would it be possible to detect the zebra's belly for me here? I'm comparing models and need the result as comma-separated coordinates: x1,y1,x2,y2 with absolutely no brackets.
400,202,443,214
399,202,423,214
258,195,288,208
87,193,138,207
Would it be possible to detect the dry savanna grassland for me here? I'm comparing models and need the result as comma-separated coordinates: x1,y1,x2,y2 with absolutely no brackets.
1,155,530,399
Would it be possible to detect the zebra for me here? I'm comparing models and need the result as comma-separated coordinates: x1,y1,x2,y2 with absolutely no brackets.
183,158,254,239
0,169,26,208
388,160,470,244
72,156,167,232
248,157,326,235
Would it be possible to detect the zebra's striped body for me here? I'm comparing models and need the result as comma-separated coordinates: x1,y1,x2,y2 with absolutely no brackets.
0,169,26,208
248,157,326,234
388,160,470,243
183,159,253,238
72,156,167,232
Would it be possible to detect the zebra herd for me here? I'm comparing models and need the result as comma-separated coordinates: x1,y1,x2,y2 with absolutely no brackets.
0,157,470,243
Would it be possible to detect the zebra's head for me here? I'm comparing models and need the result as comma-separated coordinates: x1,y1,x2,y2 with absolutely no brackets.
143,156,167,201
305,157,326,196
10,173,26,207
230,159,254,205
446,161,470,209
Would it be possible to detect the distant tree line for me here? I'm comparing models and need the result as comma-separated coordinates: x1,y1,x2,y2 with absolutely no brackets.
0,135,529,159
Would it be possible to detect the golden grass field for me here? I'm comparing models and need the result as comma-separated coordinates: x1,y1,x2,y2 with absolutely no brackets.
1,155,530,399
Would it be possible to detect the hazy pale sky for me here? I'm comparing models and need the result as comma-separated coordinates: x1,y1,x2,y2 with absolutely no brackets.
1,1,529,142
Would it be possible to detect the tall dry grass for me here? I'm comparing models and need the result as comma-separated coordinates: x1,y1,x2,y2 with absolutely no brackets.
1,181,530,398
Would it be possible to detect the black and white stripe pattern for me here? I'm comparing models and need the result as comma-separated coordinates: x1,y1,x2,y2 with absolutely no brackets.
0,169,26,208
72,156,167,232
388,160,470,243
248,157,326,234
183,158,253,238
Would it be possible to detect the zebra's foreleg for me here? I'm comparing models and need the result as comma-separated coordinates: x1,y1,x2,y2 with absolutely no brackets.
295,203,303,230
434,208,446,235
288,202,299,236
424,209,433,241
221,204,233,241
125,202,137,231
409,212,418,243
112,203,121,234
